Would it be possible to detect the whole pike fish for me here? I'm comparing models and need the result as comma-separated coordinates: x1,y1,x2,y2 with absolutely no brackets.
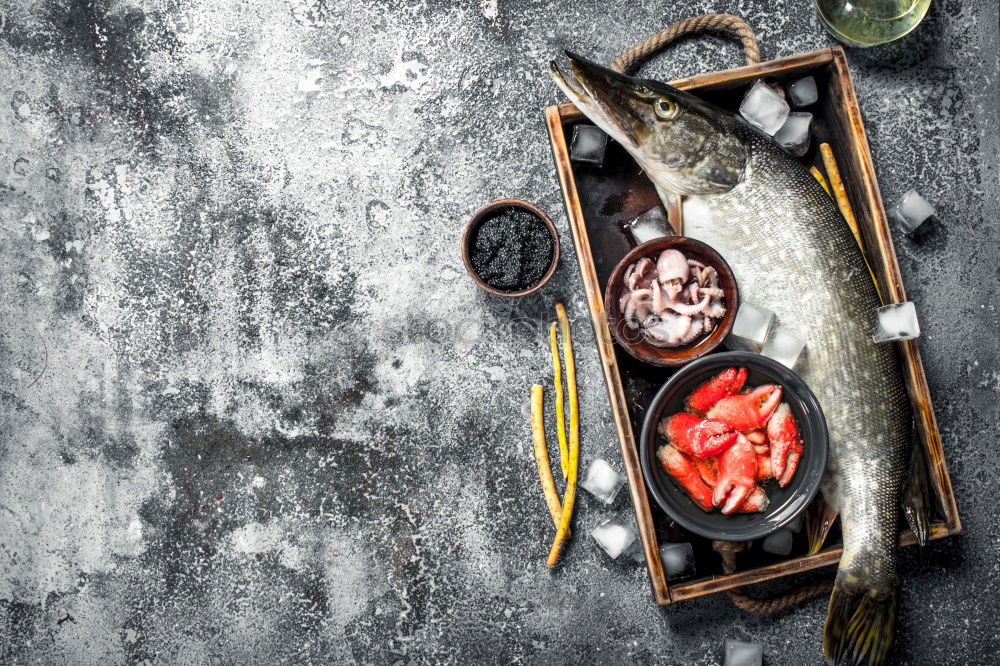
551,53,910,665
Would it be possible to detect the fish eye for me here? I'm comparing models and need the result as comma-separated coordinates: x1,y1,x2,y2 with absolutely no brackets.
654,97,678,120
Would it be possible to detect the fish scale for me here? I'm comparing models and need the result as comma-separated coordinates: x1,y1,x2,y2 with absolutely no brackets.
683,128,911,598
551,52,911,665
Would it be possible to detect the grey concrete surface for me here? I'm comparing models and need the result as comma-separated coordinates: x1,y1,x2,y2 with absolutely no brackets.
1,0,997,664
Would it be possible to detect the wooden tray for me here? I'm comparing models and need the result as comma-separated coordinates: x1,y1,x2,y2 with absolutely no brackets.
545,47,961,606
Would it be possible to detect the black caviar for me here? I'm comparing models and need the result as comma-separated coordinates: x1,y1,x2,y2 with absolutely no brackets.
470,206,554,292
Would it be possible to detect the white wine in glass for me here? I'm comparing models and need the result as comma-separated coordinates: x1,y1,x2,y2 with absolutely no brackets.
816,0,932,47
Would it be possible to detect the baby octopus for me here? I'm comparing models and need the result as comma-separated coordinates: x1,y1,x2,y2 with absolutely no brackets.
619,248,726,347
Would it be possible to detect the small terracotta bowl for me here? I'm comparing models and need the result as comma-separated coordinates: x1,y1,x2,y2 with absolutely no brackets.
461,199,559,297
604,236,738,367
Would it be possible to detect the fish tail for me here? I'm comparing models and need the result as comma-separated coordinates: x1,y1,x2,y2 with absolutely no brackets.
823,580,897,666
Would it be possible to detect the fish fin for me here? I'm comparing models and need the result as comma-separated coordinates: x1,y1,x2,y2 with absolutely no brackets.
824,583,897,666
652,183,682,235
900,442,932,547
806,490,839,555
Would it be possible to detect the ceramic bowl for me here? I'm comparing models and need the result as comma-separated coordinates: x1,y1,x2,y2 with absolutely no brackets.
605,236,738,367
639,352,829,542
461,199,559,297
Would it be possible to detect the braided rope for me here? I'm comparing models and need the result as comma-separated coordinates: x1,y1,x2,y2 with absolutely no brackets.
712,540,834,613
611,13,761,74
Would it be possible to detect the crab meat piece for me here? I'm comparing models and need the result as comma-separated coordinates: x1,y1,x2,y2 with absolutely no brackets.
748,430,769,455
656,249,689,283
755,454,773,480
778,449,801,487
656,445,714,512
767,402,804,487
684,367,748,415
692,455,718,487
660,413,738,459
734,485,770,513
707,384,782,433
713,434,758,514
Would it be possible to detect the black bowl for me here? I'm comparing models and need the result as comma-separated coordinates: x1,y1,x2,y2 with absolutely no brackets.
639,352,828,542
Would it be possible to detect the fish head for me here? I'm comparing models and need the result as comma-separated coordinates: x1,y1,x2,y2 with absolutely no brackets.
550,52,747,196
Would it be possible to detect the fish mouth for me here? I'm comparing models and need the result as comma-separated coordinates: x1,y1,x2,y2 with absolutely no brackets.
549,51,648,149
550,50,748,196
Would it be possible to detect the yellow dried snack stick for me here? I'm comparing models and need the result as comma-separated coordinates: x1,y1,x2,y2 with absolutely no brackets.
820,143,861,248
547,303,579,567
531,385,563,530
819,143,882,300
810,165,832,196
549,322,569,480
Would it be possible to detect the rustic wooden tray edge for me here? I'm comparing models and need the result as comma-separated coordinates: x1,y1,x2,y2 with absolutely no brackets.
545,47,960,606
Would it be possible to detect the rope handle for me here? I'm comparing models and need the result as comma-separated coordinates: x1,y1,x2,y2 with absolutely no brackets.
713,540,833,613
611,13,761,74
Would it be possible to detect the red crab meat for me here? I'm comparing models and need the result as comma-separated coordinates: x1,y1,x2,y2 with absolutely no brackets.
713,434,758,514
755,455,774,481
706,384,782,433
733,485,770,513
685,367,748,415
660,413,738,459
656,445,714,512
767,402,803,487
692,455,718,487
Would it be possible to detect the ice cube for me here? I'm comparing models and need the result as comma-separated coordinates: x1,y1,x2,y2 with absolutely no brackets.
591,517,637,559
872,302,920,343
786,512,805,533
624,208,671,245
739,80,790,135
761,325,806,369
725,303,775,353
762,529,794,556
786,76,818,107
580,458,626,505
889,188,936,233
569,124,608,166
724,639,764,666
774,112,812,157
659,541,697,581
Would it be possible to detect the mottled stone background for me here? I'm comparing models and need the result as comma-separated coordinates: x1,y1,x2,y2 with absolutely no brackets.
0,0,997,664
